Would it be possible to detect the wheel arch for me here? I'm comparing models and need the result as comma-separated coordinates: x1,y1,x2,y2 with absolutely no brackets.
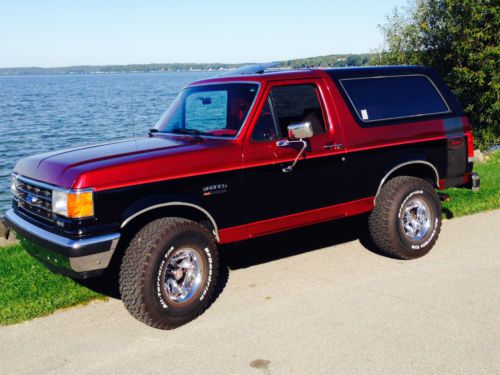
375,160,439,202
120,195,219,241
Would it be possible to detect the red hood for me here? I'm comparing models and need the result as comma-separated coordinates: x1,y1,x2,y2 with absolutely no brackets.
14,136,242,190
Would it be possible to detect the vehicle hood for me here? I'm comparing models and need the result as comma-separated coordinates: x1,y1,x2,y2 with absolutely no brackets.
14,136,241,190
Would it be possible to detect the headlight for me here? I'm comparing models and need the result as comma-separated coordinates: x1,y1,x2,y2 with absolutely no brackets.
10,174,18,196
52,189,94,218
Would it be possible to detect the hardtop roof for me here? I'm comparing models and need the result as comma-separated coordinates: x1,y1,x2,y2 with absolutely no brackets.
324,65,438,79
188,65,438,87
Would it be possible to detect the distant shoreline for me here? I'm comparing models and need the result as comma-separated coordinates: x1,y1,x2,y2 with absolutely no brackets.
0,53,375,76
0,70,223,77
0,66,244,76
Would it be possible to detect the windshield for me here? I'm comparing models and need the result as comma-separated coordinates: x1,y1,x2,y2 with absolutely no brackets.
154,83,259,138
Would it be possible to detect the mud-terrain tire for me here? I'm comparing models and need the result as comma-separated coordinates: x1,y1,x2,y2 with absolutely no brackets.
368,176,442,259
119,217,219,329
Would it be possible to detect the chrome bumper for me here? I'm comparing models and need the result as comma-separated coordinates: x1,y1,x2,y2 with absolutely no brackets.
4,209,120,278
471,172,480,192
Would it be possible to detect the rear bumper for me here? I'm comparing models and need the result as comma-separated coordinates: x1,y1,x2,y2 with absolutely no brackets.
470,172,480,192
441,172,480,192
461,172,480,192
4,209,120,279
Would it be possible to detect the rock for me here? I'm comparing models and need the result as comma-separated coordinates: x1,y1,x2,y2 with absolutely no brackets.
484,144,500,156
0,219,19,247
474,149,485,163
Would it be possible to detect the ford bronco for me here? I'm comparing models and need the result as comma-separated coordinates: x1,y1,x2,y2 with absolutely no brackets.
5,65,479,329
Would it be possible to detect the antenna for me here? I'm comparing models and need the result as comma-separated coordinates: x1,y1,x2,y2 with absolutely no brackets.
131,93,136,139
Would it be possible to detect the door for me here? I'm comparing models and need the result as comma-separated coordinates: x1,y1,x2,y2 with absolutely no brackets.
242,79,348,234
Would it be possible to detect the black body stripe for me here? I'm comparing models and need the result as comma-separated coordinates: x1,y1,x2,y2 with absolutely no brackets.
13,139,448,239
90,139,446,237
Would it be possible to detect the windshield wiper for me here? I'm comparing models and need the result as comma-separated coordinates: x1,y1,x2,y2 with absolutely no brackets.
170,128,205,140
148,128,160,136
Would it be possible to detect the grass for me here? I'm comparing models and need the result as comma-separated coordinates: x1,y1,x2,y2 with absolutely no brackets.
0,244,105,325
441,151,500,217
0,152,498,326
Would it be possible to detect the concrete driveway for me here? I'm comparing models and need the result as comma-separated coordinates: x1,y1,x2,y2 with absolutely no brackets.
1,210,499,375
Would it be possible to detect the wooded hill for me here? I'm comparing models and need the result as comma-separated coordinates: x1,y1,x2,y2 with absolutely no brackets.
0,54,375,75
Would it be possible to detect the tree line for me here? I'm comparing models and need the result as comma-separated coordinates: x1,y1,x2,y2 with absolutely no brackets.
377,0,499,149
0,54,375,76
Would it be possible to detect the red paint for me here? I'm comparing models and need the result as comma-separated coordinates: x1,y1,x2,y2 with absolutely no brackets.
465,130,474,159
346,136,446,154
207,129,238,136
461,116,471,133
14,136,246,190
218,197,374,243
462,172,472,184
449,137,464,148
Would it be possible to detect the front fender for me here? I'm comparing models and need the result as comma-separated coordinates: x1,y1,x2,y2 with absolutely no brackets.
119,193,219,240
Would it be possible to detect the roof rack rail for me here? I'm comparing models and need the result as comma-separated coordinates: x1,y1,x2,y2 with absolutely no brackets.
217,62,280,77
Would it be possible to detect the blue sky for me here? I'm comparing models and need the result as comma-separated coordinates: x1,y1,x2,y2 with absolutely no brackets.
0,0,408,68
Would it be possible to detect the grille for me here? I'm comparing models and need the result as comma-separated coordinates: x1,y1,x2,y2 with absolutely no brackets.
14,177,54,223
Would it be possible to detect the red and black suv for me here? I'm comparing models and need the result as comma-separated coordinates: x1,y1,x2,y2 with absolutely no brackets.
5,65,479,329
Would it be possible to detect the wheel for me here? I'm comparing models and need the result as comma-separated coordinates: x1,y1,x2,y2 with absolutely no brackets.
368,176,442,259
119,217,219,329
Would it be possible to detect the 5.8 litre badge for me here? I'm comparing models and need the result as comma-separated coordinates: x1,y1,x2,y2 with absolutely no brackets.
202,184,228,196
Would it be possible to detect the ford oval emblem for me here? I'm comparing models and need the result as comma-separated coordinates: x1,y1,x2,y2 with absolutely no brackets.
26,193,40,204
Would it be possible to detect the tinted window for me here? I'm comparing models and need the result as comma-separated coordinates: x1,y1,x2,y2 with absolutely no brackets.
270,84,326,136
340,75,449,122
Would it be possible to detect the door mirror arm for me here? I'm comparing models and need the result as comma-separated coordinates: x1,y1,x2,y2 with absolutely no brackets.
275,121,314,173
276,139,308,173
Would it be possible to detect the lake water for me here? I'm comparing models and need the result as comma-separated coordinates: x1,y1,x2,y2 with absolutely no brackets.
0,71,214,213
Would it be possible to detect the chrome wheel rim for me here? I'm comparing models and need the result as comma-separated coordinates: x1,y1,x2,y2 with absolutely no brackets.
163,248,203,303
401,198,432,241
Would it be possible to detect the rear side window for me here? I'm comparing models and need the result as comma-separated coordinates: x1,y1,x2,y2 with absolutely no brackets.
340,75,450,123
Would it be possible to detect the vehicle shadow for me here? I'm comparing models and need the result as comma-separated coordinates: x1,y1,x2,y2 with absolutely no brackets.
76,213,386,301
442,207,454,219
219,213,385,270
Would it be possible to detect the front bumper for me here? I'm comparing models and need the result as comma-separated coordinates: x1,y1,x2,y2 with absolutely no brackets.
4,209,120,279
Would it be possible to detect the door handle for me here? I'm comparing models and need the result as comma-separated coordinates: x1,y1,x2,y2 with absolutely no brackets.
324,143,344,150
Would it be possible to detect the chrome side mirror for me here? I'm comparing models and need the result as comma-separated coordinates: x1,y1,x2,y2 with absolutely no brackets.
288,121,313,140
276,122,314,173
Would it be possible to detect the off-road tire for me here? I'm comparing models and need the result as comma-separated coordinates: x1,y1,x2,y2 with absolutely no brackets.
368,176,442,259
119,217,219,329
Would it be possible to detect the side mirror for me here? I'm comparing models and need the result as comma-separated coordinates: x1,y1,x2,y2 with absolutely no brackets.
275,121,313,173
287,121,313,140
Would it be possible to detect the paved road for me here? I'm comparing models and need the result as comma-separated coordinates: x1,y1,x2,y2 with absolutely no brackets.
1,210,499,375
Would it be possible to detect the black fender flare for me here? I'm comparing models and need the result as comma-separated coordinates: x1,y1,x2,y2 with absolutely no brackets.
375,155,440,200
119,194,219,241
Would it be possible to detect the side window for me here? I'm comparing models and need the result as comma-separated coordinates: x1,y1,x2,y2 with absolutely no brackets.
270,84,326,137
340,75,450,122
252,97,279,142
